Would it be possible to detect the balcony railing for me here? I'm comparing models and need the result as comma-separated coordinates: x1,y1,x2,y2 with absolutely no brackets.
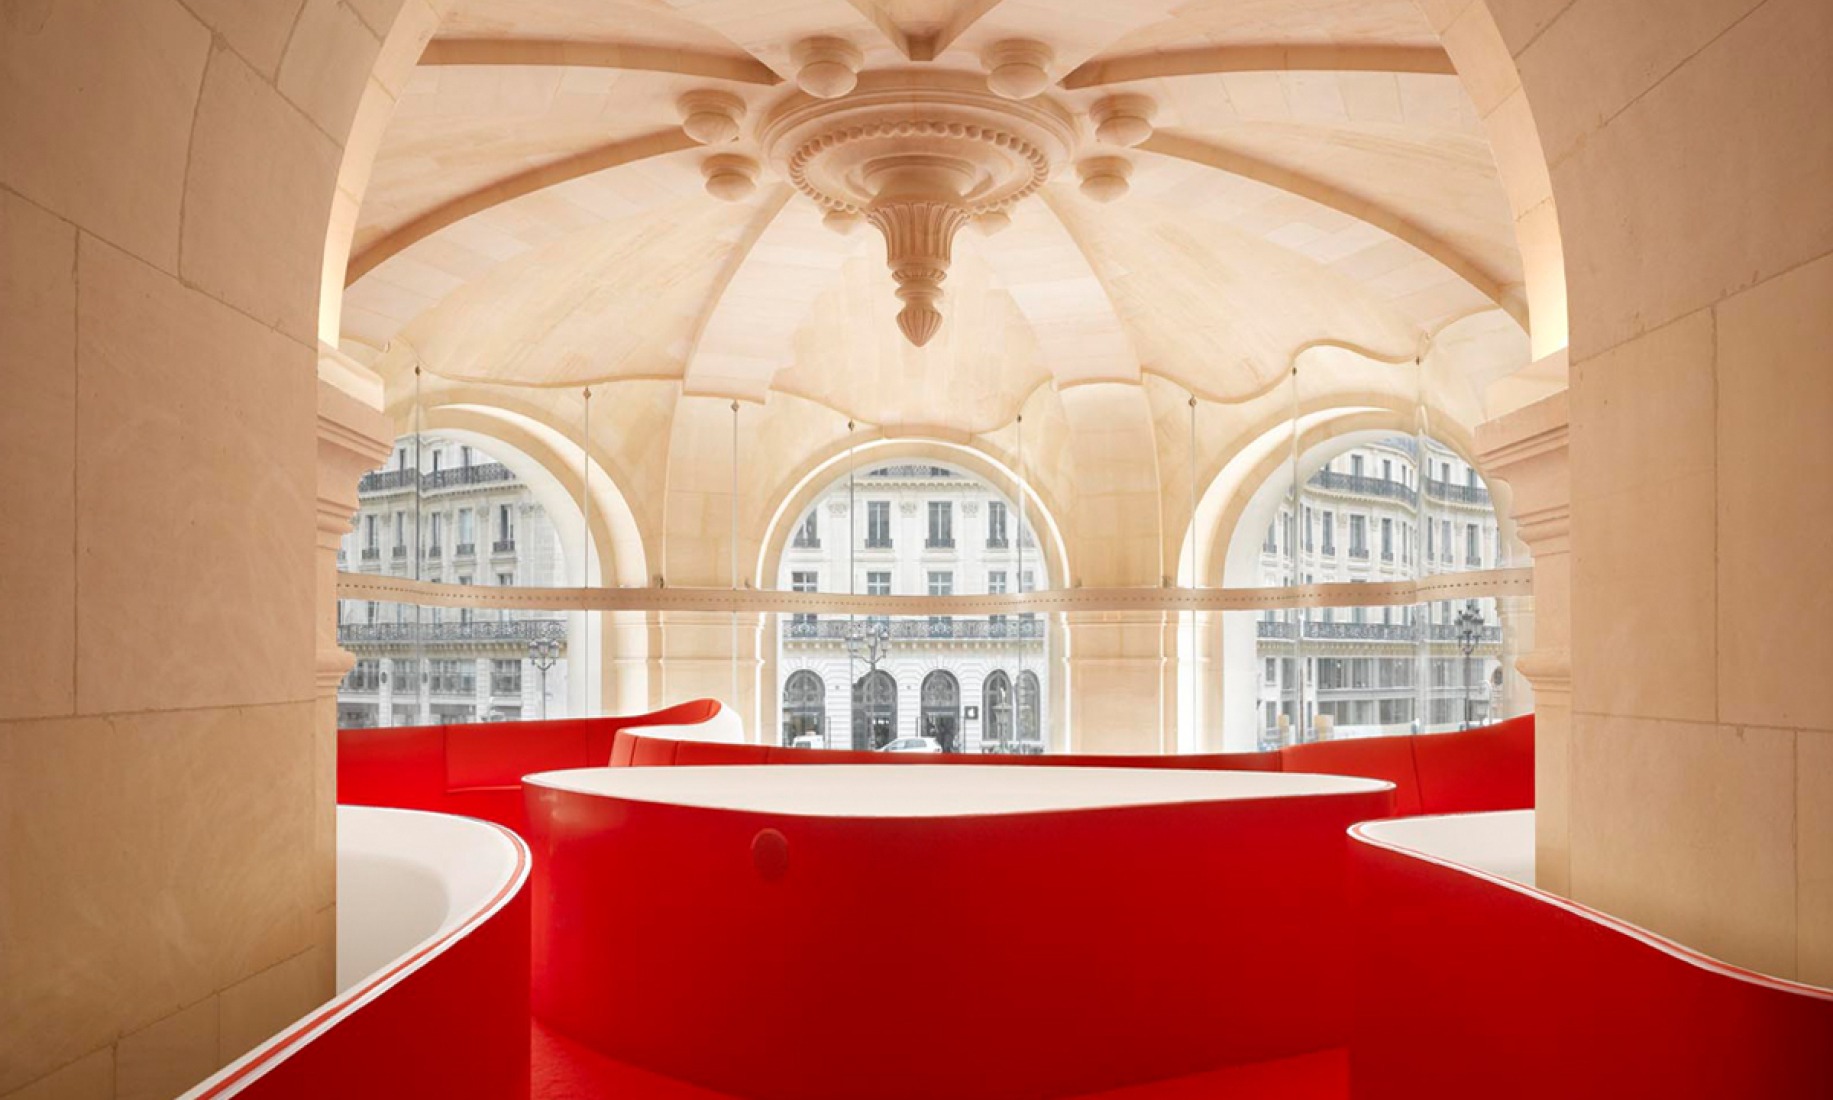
986,538,1009,550
492,539,516,555
425,544,442,559
338,619,566,645
360,547,380,561
454,543,476,558
1256,620,1490,645
863,538,893,549
423,463,514,492
784,618,1044,641
1424,478,1491,507
1309,470,1417,504
925,538,955,550
1348,546,1370,560
358,463,516,496
391,545,407,559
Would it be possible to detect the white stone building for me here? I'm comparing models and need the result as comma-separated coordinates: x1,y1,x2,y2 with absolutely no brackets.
776,464,1048,752
1253,436,1506,748
336,436,569,727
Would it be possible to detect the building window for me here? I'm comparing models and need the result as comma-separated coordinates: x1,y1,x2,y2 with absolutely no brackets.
791,570,818,629
927,570,952,631
1441,519,1452,563
793,511,819,548
491,659,521,696
342,659,382,692
1381,517,1393,561
1303,506,1314,552
920,670,961,752
983,671,1014,746
1349,514,1368,558
927,500,954,548
866,571,891,597
866,501,892,548
783,670,826,746
986,501,1009,548
428,659,475,695
1351,454,1364,478
852,669,897,750
1321,511,1335,555
1017,671,1041,745
1466,523,1481,566
457,509,476,556
496,504,514,550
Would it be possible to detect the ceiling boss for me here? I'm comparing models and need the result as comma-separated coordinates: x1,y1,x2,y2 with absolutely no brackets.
682,38,1151,348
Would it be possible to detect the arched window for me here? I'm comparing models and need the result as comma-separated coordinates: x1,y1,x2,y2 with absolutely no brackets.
1218,432,1516,751
782,670,826,747
775,458,1053,753
983,671,1013,748
1016,670,1041,747
853,669,898,750
920,670,961,752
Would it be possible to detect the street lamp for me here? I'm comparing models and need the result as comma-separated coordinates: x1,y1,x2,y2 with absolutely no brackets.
844,619,892,748
1452,600,1486,731
528,633,561,721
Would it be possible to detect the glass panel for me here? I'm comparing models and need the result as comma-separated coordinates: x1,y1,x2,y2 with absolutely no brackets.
336,600,568,726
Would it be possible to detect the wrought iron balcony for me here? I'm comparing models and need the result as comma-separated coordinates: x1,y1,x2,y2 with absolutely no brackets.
985,538,1009,550
454,543,476,558
1309,470,1417,504
338,619,566,646
425,544,442,559
357,463,517,496
862,538,893,549
391,545,407,559
360,547,380,561
925,538,956,549
492,539,516,555
784,617,1044,641
1348,546,1370,560
1424,478,1491,507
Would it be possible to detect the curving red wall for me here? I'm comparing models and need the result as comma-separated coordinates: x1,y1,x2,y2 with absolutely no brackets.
184,816,531,1100
1348,822,1833,1099
526,775,1393,1100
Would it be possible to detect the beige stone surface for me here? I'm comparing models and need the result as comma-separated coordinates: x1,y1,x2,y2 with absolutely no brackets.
114,998,217,1100
1714,252,1833,732
1800,730,1833,987
1516,0,1763,169
1571,715,1797,979
75,238,316,716
179,0,307,78
0,702,319,1090
0,1048,112,1100
0,190,77,721
278,0,385,139
218,949,326,1065
182,46,344,345
0,0,208,273
1551,0,1833,361
1570,476,1715,724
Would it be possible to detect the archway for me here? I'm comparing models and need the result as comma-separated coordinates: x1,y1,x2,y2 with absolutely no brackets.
852,669,898,750
782,669,827,747
921,670,962,752
983,671,1015,750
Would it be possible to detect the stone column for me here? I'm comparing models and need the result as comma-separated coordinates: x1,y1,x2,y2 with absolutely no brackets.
1063,609,1172,754
1475,388,1571,893
315,360,395,969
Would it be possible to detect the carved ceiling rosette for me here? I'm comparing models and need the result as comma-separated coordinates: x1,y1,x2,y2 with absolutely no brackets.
759,70,1077,348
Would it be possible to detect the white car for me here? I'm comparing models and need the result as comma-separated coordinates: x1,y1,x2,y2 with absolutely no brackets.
881,736,944,754
790,733,825,750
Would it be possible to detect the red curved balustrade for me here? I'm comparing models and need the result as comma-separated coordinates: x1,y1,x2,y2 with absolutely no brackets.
524,766,1393,1100
1348,816,1833,1099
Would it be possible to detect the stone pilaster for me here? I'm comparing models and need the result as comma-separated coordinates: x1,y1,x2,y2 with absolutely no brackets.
1475,386,1571,893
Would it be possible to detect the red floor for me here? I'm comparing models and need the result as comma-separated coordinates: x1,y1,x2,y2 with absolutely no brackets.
533,1021,1347,1099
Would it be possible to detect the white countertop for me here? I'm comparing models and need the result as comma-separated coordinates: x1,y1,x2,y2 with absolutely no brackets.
1355,810,1536,886
524,764,1390,818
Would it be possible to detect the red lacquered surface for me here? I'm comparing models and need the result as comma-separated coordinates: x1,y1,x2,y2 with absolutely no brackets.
1348,819,1833,1099
525,766,1392,1100
184,813,531,1100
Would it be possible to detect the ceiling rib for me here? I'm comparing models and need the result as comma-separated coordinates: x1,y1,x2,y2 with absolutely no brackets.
347,129,699,285
418,38,782,84
1062,44,1455,89
1141,131,1525,330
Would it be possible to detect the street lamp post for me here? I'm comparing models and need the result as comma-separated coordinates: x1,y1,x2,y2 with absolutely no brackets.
844,619,892,749
1452,600,1486,731
528,634,561,721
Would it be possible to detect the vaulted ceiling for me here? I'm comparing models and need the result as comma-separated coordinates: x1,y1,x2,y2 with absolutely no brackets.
341,0,1529,428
